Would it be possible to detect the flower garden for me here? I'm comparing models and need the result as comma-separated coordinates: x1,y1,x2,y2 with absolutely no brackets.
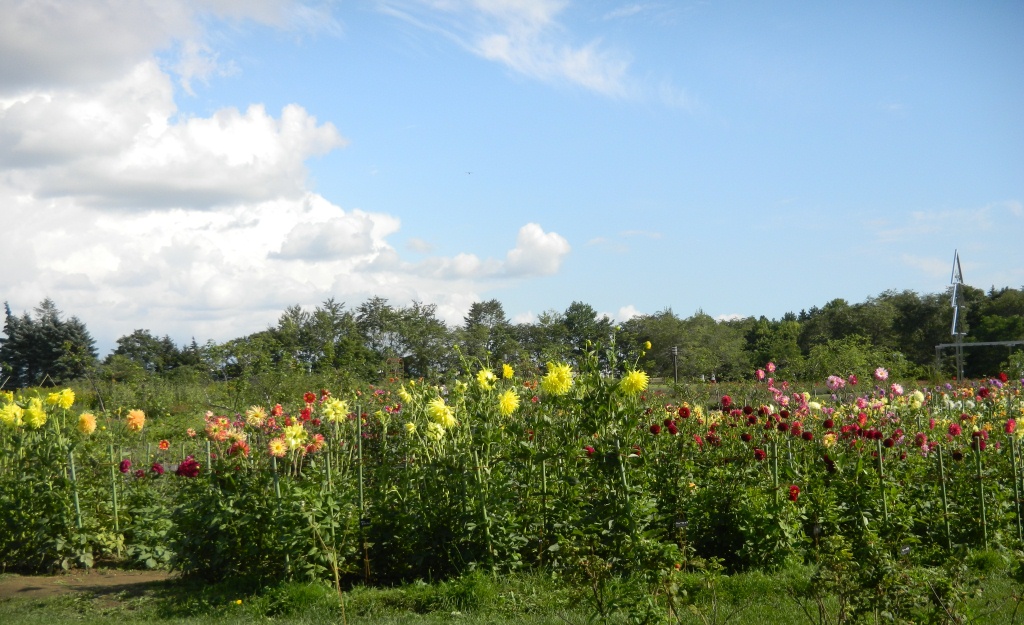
2,344,1024,622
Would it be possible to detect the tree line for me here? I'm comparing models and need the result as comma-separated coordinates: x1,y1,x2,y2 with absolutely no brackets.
2,285,1023,388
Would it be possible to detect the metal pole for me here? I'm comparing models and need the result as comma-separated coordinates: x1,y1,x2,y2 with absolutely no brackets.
937,445,952,551
672,346,678,384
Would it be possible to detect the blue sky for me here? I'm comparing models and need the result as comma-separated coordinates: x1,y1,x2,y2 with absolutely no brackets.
1,1,1021,355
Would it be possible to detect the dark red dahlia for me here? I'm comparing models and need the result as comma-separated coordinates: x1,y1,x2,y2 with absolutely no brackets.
176,455,201,478
788,485,800,502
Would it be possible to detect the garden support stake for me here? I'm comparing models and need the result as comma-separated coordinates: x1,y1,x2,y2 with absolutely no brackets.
357,404,370,583
937,445,952,551
876,438,889,524
772,440,779,504
68,449,83,531
108,444,120,533
1013,435,1024,543
975,440,988,549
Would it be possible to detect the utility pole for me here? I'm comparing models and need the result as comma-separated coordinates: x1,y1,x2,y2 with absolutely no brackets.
671,346,679,384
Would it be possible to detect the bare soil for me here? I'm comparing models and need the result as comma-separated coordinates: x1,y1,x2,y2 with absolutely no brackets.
0,569,173,601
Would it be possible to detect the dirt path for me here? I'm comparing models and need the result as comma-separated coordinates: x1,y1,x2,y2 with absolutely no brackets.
0,569,173,601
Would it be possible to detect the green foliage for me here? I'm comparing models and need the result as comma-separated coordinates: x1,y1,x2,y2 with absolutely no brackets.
1,299,98,387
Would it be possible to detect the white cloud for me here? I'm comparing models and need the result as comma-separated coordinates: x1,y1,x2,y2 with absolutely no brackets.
620,229,662,239
0,1,339,94
380,0,633,97
604,4,647,20
613,305,642,322
900,254,951,279
0,61,346,209
405,237,435,253
714,313,745,322
0,0,573,351
511,310,538,324
504,223,572,276
173,40,237,95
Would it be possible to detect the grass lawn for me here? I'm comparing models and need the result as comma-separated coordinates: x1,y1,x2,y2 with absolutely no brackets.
2,561,1021,625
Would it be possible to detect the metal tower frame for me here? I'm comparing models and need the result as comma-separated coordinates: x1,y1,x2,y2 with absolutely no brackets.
949,250,966,381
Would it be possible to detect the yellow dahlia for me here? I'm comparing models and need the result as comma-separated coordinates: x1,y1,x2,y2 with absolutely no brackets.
25,398,47,429
283,423,307,450
126,409,146,432
477,368,497,391
404,422,417,434
245,405,267,427
541,362,573,396
502,363,514,379
398,386,413,403
46,389,75,409
427,397,456,428
426,422,445,441
0,390,13,404
322,397,350,422
0,403,24,428
498,388,520,417
77,412,97,435
619,370,649,395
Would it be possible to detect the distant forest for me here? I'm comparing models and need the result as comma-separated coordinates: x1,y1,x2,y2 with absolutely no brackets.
2,285,1023,388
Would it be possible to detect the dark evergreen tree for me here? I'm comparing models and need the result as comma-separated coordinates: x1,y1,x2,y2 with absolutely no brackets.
1,299,97,386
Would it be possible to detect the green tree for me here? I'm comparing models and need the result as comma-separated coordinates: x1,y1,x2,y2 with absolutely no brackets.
1,299,97,387
458,299,518,365
107,329,181,373
744,315,804,374
561,301,613,367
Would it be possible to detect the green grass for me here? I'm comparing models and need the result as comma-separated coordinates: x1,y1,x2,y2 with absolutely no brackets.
2,563,1022,625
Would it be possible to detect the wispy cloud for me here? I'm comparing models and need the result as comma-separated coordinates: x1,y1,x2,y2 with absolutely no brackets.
872,200,1021,244
378,0,634,97
603,3,648,21
900,254,951,279
620,229,662,239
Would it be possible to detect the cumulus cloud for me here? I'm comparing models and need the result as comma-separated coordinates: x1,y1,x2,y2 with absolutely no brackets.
614,305,643,322
0,62,346,209
504,223,572,276
0,1,339,94
0,0,574,351
715,313,745,322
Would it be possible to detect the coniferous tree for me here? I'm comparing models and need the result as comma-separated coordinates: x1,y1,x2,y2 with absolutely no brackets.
1,299,97,386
